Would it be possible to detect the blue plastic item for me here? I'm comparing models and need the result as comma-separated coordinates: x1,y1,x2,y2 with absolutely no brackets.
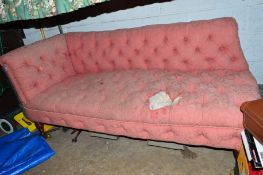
0,128,55,175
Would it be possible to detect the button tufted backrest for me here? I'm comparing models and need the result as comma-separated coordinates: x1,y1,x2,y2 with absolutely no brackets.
0,35,75,104
65,17,248,74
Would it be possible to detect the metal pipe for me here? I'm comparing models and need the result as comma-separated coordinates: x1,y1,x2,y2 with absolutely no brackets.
40,28,46,39
58,25,64,34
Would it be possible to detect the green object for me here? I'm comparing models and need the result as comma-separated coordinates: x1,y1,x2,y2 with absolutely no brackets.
0,0,108,24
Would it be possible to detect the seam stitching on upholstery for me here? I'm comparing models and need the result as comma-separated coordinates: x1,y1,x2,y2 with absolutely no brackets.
24,106,242,130
64,33,78,74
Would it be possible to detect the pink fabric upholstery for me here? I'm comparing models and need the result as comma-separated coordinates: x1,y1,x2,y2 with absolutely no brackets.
0,17,260,150
24,69,259,149
0,35,75,104
66,17,248,73
26,69,258,127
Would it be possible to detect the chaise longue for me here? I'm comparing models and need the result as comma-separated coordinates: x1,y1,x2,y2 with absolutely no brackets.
0,17,260,150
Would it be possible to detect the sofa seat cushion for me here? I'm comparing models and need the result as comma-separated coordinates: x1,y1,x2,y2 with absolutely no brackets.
26,69,259,129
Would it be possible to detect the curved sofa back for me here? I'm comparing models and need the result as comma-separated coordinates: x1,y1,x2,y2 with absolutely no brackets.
65,17,248,74
0,17,249,104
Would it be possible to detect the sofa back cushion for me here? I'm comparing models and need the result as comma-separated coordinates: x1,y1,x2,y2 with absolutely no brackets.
65,17,248,74
0,35,75,104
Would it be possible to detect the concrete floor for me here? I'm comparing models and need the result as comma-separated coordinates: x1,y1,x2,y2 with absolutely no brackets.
24,85,263,175
25,130,235,175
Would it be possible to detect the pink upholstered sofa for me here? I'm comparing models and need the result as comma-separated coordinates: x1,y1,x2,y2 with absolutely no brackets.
0,17,260,150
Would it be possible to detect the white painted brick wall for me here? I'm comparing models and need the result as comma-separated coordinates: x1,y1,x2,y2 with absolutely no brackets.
23,0,263,83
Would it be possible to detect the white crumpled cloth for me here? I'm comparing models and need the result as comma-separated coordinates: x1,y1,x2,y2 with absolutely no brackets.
149,91,183,110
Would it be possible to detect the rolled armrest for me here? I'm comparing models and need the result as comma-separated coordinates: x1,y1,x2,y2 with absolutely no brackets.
0,35,76,104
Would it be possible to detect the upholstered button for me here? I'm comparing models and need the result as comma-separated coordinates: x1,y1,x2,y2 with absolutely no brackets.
199,132,207,138
219,45,226,52
144,59,150,64
118,50,123,56
58,119,66,126
97,124,106,131
88,52,92,57
183,36,189,43
76,120,84,128
205,57,215,62
127,59,132,64
110,41,114,48
109,60,115,66
134,49,140,55
94,41,98,48
207,34,213,41
163,59,168,63
163,36,168,43
165,130,176,137
73,50,78,56
75,120,84,128
173,47,178,54
141,129,150,137
195,47,201,53
181,59,189,64
43,116,51,123
64,120,71,127
143,39,148,45
230,56,238,62
126,39,130,45
39,56,44,60
119,125,127,132
95,61,99,65
153,48,158,54
23,61,29,66
37,66,43,72
33,82,38,88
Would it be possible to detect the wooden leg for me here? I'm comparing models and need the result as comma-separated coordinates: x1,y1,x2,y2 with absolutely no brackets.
35,122,48,138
